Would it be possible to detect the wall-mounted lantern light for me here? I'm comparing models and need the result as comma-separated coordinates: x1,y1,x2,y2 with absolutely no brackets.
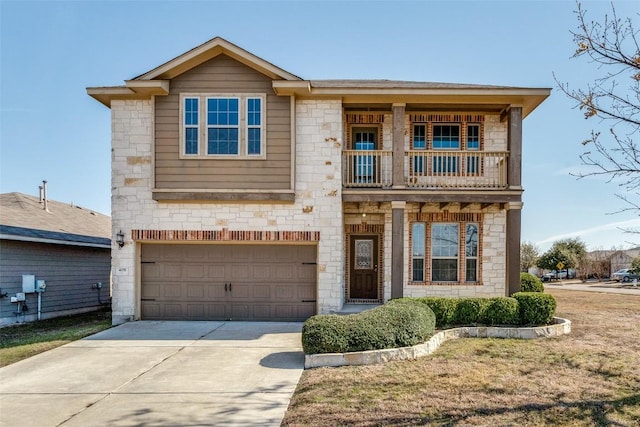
116,230,125,248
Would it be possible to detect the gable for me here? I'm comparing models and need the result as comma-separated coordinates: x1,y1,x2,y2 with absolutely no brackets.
135,36,301,82
170,54,275,92
153,54,292,194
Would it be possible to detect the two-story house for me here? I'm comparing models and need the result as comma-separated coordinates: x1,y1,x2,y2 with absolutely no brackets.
88,37,549,325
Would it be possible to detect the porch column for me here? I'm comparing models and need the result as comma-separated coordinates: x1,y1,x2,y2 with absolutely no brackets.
507,106,523,190
391,201,405,298
506,202,523,296
506,107,523,296
392,103,405,188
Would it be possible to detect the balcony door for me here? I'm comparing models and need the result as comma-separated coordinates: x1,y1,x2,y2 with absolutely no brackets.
349,234,379,300
352,127,378,183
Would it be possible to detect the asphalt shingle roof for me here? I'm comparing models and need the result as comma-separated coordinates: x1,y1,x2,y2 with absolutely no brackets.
0,193,111,245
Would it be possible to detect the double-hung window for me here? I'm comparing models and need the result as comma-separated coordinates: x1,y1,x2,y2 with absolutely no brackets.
412,222,426,281
181,94,265,159
465,223,479,282
431,223,459,282
207,97,239,155
411,221,480,283
184,97,200,155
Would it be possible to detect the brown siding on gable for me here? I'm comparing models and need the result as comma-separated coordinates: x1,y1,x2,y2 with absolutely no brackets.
154,54,292,191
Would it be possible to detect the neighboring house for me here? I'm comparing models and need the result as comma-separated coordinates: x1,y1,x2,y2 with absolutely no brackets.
87,37,550,325
586,248,640,278
0,192,111,326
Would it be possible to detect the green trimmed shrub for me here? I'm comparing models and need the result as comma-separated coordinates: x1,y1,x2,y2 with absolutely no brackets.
454,298,490,325
513,292,557,325
403,297,459,327
302,315,349,355
301,301,435,355
520,272,544,292
482,297,520,325
385,300,436,347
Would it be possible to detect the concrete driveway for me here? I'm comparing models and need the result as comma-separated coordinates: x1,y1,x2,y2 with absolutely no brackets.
0,321,304,426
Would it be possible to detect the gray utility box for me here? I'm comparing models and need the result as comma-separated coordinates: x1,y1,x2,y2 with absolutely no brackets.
22,275,36,293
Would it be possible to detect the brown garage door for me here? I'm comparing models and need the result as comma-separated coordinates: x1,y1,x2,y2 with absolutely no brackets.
141,244,317,321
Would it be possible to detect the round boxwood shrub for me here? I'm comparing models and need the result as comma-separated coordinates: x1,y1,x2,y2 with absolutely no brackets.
403,297,459,327
385,299,436,347
454,298,490,325
302,315,349,355
520,272,544,292
301,301,435,355
513,292,557,325
482,297,520,325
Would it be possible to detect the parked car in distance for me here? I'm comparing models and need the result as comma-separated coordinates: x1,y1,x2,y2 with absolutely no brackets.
611,268,639,282
541,269,576,282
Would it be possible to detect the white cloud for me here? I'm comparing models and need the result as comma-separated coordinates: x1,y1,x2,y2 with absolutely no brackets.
535,218,640,248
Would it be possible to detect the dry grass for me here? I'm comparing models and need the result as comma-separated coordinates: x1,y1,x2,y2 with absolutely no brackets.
283,290,640,426
0,309,111,367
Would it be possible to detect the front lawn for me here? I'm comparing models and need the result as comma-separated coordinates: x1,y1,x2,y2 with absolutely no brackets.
283,289,640,426
0,309,111,367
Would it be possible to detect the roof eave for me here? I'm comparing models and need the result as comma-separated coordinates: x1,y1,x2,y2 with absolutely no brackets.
1,233,111,249
272,82,551,117
87,80,170,108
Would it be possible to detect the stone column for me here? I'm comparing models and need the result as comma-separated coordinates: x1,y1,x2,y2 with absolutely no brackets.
506,202,523,296
391,201,405,298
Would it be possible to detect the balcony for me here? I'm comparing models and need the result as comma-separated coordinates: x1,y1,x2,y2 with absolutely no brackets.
342,150,508,190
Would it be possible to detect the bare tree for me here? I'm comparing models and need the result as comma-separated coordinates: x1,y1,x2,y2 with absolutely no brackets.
555,2,640,213
520,241,540,272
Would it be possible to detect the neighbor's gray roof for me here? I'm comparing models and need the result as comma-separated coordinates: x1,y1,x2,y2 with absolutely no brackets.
0,193,111,247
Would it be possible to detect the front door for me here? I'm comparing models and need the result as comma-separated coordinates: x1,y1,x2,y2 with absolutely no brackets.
349,235,379,300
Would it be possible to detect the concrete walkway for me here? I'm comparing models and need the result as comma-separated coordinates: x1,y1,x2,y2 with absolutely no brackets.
0,321,304,426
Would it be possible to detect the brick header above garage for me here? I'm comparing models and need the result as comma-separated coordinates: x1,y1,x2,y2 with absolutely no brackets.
131,229,320,242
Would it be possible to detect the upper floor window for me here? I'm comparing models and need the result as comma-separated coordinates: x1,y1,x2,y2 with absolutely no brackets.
467,124,480,150
181,94,265,159
433,125,460,150
207,98,239,155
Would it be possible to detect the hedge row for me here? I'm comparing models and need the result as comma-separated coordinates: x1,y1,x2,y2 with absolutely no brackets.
301,300,436,355
302,293,557,355
399,293,556,328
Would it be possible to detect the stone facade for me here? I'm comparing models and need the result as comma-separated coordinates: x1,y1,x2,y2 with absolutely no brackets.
110,98,513,323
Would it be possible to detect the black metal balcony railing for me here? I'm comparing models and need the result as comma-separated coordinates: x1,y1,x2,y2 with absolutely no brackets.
342,150,508,189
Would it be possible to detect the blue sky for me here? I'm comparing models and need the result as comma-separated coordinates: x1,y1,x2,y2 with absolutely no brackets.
1,0,639,252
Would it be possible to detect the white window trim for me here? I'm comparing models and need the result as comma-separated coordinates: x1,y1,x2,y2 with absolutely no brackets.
179,93,267,160
246,97,263,157
183,96,200,156
206,96,241,156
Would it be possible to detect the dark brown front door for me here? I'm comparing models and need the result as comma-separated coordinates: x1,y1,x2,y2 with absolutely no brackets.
349,235,379,299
